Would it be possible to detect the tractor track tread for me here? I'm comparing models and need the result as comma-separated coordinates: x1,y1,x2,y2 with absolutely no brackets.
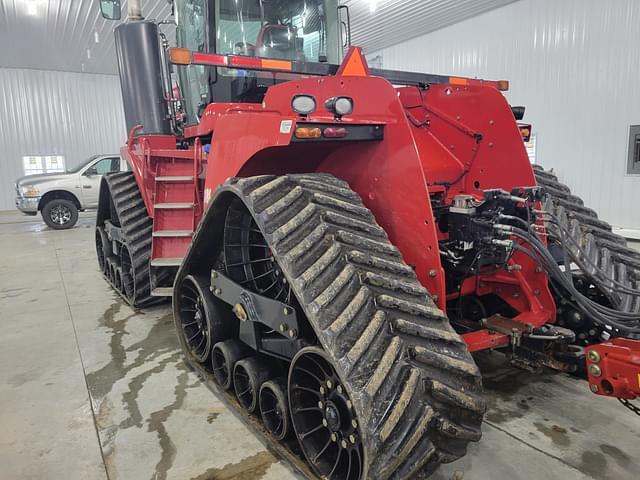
99,172,161,308
535,165,640,312
220,174,484,480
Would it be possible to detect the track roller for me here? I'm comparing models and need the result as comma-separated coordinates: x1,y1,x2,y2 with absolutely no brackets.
233,357,273,414
259,377,291,441
95,226,110,273
211,339,251,390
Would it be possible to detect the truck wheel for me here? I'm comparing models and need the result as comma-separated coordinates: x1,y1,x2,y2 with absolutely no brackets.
42,199,79,230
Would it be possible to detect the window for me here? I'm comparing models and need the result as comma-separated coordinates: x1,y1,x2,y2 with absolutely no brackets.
86,157,121,176
22,155,65,175
627,125,640,174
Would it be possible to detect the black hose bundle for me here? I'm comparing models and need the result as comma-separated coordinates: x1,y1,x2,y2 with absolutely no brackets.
495,214,640,337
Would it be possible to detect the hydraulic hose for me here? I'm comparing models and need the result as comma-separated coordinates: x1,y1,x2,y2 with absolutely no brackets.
502,227,640,334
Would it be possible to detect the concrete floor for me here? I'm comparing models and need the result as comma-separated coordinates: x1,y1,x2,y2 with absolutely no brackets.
0,209,638,480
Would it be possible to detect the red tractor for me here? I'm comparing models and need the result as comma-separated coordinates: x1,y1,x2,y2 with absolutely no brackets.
96,1,640,478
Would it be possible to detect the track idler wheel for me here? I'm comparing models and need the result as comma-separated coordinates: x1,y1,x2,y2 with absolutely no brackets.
259,377,291,441
289,347,363,480
233,357,273,414
211,339,250,390
176,275,215,363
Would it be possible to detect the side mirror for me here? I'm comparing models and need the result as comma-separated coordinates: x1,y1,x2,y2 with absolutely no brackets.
100,0,122,20
84,167,98,177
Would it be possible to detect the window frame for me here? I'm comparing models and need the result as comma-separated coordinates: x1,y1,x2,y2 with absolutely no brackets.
627,125,640,175
22,155,66,176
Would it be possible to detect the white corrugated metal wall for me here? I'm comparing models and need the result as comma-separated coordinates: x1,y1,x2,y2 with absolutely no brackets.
373,0,640,230
0,68,125,210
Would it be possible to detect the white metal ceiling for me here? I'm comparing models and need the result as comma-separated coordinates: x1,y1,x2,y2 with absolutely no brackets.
0,0,518,75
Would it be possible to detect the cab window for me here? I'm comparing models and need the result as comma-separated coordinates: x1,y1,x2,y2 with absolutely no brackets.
86,157,120,176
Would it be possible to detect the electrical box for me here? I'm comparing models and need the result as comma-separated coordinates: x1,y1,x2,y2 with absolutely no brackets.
627,125,640,174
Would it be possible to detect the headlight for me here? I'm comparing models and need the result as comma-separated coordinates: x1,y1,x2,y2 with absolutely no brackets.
325,96,354,116
20,185,40,197
291,95,316,115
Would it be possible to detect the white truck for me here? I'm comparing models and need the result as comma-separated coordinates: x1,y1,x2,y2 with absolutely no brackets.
15,154,125,229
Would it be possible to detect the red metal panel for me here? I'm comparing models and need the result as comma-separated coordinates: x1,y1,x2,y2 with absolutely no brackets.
126,47,555,333
586,339,640,400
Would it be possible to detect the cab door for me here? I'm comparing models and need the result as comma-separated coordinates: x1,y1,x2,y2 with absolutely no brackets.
80,157,121,208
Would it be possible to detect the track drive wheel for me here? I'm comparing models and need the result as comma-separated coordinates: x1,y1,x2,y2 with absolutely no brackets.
290,347,363,480
197,174,485,479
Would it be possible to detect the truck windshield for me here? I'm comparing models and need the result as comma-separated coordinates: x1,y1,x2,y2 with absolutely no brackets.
215,0,341,64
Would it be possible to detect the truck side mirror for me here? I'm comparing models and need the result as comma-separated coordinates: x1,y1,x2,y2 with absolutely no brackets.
100,0,122,20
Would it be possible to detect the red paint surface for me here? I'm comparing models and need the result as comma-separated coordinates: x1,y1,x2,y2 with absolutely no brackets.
121,47,555,343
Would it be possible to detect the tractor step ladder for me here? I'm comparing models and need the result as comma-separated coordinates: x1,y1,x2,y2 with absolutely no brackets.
149,147,203,297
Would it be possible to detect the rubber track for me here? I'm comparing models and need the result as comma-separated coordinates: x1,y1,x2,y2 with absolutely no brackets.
101,172,158,308
534,165,640,312
222,174,485,480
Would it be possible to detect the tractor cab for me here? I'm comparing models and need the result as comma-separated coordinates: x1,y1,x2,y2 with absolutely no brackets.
174,0,343,124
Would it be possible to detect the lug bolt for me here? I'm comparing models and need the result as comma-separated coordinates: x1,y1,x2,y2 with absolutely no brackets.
336,385,343,394
212,271,218,278
279,323,287,333
351,419,358,429
346,400,353,409
214,288,221,295
429,269,437,278
349,434,357,444
590,384,599,393
535,266,543,273
587,350,601,363
283,307,291,315
322,419,328,427
288,329,297,338
326,380,333,389
331,433,338,442
589,364,602,377
341,440,348,449
318,401,324,409
319,386,325,395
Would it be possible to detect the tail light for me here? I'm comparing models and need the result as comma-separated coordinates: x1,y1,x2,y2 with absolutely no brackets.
518,123,532,142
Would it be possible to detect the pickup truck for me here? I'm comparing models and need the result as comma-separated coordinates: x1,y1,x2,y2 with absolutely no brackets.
15,154,125,229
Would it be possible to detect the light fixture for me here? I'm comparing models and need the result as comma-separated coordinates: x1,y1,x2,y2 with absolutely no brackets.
292,95,317,115
325,97,354,117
